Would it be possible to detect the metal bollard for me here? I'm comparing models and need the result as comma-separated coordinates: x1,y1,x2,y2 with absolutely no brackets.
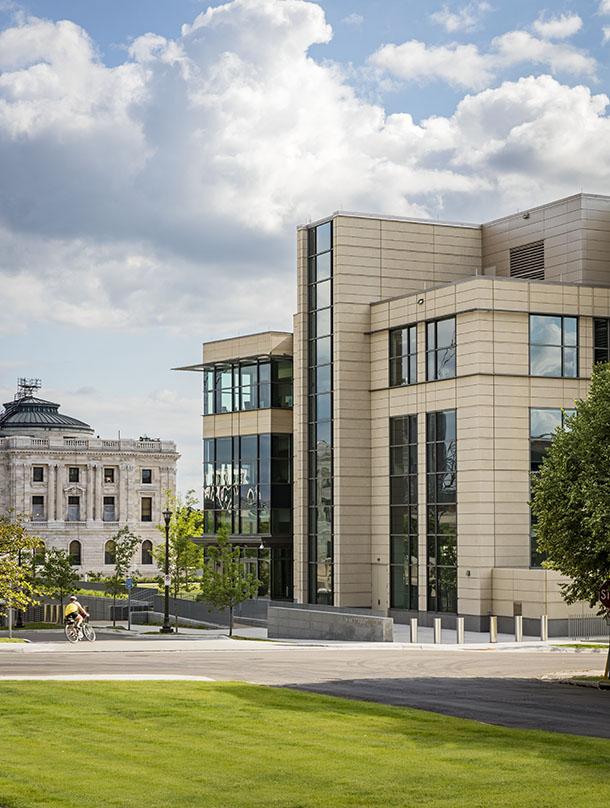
515,615,523,642
456,616,465,644
409,617,418,643
540,615,548,642
434,617,442,644
489,615,497,643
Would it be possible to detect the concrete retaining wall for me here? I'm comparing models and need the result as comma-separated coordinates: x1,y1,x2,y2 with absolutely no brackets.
268,606,393,642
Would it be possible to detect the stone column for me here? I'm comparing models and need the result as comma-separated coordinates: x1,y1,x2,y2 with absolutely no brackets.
55,464,63,522
87,463,94,522
96,464,103,522
48,464,56,521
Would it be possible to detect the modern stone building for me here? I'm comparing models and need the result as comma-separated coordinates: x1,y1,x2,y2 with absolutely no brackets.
185,192,610,633
0,381,179,574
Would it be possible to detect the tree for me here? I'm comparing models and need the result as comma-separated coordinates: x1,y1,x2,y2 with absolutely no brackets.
104,526,140,627
41,549,80,621
199,526,260,637
0,513,44,623
531,364,610,610
154,490,204,632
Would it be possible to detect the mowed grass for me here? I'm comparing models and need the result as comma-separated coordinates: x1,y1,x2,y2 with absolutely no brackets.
0,682,609,808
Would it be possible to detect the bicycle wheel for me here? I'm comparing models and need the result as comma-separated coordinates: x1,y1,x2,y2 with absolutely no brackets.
82,623,96,642
65,623,79,643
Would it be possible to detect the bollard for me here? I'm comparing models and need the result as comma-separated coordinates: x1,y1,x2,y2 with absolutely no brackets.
456,616,465,644
433,617,442,644
44,604,49,623
409,617,418,643
515,615,523,642
540,614,548,642
489,615,497,643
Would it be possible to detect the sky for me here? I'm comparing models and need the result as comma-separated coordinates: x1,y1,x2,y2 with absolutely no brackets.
1,0,610,496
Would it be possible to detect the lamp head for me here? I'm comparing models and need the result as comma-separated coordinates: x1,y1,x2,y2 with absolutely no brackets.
162,509,172,527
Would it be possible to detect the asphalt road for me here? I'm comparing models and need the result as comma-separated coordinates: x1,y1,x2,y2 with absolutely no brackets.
0,640,608,737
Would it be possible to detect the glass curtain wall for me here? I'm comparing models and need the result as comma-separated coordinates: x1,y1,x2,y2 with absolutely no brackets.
389,415,418,609
529,408,574,567
203,434,292,537
203,358,293,415
307,221,333,604
426,410,457,613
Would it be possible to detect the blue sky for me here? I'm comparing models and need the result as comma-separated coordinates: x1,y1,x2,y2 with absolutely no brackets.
1,0,609,493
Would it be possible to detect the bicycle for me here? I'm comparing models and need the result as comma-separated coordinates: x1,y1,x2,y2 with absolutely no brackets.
64,615,96,643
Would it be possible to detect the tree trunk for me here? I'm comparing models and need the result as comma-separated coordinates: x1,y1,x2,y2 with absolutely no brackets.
229,605,233,637
113,592,116,628
59,595,64,625
605,642,610,680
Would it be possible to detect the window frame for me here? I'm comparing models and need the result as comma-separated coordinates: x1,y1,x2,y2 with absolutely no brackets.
426,316,457,382
32,466,44,483
529,314,578,378
141,468,152,485
141,496,153,522
68,467,80,484
389,325,417,387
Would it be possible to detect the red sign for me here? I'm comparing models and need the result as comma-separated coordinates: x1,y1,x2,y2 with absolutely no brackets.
600,581,610,610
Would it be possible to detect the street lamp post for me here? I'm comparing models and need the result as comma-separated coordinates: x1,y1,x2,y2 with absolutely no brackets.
160,509,173,634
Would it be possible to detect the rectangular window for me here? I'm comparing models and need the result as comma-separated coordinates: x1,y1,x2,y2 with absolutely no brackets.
68,467,79,483
67,495,80,522
594,318,610,365
141,468,152,484
103,496,116,522
389,415,418,610
32,466,44,483
389,326,417,387
32,495,45,521
529,315,578,377
141,497,153,522
426,317,456,381
426,410,457,613
104,467,115,484
529,408,574,566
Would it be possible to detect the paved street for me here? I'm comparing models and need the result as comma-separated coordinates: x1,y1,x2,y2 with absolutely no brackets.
1,637,608,737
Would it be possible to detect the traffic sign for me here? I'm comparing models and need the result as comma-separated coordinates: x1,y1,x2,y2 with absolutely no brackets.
164,574,171,587
125,577,133,590
599,580,610,610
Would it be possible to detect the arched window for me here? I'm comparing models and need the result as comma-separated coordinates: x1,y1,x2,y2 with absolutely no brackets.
69,540,82,566
104,540,116,565
141,540,153,566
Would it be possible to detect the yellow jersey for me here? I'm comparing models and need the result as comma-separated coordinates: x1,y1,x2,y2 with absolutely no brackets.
64,602,79,617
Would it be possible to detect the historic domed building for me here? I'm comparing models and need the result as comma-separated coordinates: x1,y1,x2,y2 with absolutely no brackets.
0,379,179,573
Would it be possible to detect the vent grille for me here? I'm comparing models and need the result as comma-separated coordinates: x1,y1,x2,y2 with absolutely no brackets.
510,240,544,280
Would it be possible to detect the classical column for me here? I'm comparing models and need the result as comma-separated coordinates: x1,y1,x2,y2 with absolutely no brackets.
87,463,94,522
55,464,63,522
48,464,56,521
96,464,103,522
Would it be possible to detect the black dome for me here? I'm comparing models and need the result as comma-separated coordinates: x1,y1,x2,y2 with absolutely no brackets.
0,395,93,434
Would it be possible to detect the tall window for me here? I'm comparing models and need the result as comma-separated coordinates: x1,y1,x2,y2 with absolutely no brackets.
104,467,115,484
104,540,116,565
594,319,610,365
141,468,152,484
68,467,80,483
203,358,293,415
529,315,577,377
390,415,418,610
69,540,82,566
307,220,333,605
202,434,292,537
32,466,44,483
426,317,456,381
426,410,457,613
530,408,574,567
67,495,80,522
31,495,45,521
141,497,153,522
103,496,116,522
141,540,153,565
389,326,417,387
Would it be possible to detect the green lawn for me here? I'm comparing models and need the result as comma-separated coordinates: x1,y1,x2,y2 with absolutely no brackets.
0,682,609,808
0,638,25,643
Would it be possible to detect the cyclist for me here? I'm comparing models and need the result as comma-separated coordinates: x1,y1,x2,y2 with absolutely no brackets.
63,595,89,630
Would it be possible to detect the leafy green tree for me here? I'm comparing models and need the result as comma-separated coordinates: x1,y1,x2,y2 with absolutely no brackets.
0,513,44,621
104,526,140,627
154,490,204,632
531,366,610,678
41,549,80,621
199,526,260,637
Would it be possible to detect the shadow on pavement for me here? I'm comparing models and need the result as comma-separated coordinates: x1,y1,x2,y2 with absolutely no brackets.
280,676,610,738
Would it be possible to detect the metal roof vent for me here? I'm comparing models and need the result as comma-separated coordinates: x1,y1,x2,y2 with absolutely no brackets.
510,240,544,281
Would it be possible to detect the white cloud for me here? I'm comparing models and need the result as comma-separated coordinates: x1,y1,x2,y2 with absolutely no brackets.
341,13,364,27
532,13,582,40
371,22,596,91
600,0,610,14
430,2,491,33
0,0,608,345
604,26,610,42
